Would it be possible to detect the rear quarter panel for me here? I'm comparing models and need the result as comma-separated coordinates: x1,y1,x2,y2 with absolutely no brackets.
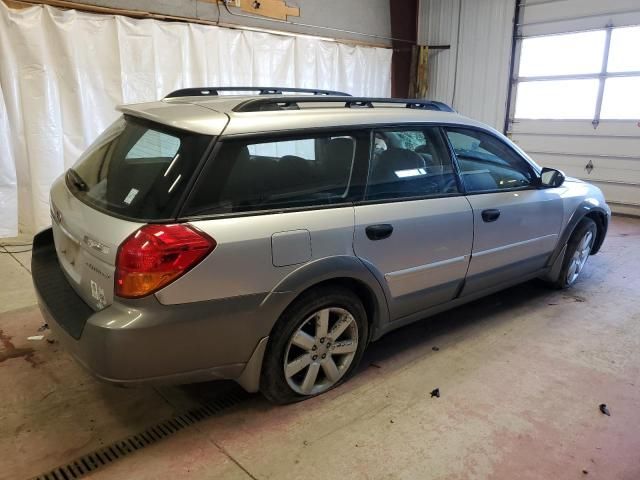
156,207,356,304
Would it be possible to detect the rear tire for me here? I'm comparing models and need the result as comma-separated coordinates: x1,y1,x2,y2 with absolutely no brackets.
551,217,597,289
260,286,368,404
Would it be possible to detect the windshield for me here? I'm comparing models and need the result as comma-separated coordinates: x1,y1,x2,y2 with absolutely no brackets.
67,116,212,220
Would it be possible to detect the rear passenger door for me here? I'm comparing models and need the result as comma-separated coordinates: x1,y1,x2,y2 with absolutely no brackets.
353,126,473,321
443,127,564,296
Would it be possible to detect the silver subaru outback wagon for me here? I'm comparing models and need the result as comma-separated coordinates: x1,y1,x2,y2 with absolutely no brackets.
32,87,610,404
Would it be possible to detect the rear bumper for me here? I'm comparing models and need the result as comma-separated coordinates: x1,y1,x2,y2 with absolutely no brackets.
32,228,278,390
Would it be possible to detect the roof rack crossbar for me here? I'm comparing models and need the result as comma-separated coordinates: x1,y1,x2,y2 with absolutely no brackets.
232,96,455,113
165,87,351,98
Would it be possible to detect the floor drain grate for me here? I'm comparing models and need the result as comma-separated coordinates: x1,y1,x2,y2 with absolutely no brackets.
31,386,250,480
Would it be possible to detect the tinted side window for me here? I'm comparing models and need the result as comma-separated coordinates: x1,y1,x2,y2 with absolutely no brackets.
445,128,535,193
185,133,364,215
366,127,459,201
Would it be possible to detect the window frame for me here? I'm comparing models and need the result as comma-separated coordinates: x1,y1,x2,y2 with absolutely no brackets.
359,125,464,205
178,122,545,221
511,24,640,125
441,125,542,195
179,127,371,220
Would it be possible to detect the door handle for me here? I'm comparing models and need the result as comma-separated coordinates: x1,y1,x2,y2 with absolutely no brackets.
481,209,501,223
365,224,394,241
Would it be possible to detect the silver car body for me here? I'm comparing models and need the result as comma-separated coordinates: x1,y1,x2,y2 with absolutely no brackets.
32,94,611,392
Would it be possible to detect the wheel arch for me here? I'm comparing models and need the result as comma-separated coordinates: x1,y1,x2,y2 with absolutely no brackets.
236,256,390,393
541,201,608,286
584,210,607,254
266,255,390,339
283,277,379,341
549,202,608,267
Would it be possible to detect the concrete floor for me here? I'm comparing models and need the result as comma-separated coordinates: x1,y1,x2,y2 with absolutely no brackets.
1,216,640,480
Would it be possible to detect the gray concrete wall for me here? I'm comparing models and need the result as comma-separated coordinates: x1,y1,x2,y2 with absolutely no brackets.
68,0,393,46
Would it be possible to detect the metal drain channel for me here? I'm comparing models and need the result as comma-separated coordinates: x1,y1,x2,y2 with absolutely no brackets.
31,386,249,480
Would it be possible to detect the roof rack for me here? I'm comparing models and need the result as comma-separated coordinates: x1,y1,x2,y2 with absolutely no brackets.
165,87,351,98
232,96,455,113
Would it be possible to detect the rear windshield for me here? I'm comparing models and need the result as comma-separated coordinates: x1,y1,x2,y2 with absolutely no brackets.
67,116,212,220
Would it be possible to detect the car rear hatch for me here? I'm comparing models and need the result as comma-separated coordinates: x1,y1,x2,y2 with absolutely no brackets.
49,177,144,312
41,110,220,318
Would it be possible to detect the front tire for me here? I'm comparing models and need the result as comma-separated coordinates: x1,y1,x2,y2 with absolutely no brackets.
553,217,597,289
260,287,369,404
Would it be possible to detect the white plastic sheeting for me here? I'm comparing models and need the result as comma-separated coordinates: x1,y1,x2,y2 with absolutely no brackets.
0,82,17,237
0,3,392,236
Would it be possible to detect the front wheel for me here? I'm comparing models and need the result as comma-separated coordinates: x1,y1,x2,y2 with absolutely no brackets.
554,217,597,289
260,287,369,404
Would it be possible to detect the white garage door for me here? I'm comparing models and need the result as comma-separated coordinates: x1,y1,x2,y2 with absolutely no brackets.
508,0,640,216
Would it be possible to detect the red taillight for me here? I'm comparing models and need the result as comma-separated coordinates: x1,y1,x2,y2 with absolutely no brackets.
115,224,216,299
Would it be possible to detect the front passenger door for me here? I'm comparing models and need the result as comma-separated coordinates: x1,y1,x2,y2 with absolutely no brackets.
444,127,563,296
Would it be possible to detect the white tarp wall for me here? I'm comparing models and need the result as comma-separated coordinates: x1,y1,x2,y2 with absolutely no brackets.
0,81,17,237
0,3,392,237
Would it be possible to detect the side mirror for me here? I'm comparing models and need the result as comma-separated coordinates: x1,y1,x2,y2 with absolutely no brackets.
540,167,565,188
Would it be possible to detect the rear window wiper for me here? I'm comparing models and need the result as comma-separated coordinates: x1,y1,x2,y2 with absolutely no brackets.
67,168,88,191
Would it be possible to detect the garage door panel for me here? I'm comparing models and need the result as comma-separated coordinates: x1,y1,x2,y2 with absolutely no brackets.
521,0,640,36
541,165,640,188
605,202,640,216
510,120,640,138
522,0,640,24
522,152,640,182
512,134,640,158
596,183,640,210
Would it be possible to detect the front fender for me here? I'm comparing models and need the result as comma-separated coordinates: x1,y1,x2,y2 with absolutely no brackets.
547,199,609,270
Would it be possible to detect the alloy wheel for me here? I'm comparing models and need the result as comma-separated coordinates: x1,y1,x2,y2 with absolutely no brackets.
283,307,359,396
566,230,594,285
